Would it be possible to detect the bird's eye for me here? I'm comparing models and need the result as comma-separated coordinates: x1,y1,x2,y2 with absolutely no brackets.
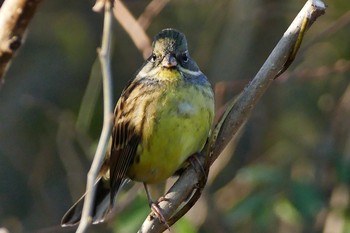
151,54,157,62
182,52,189,63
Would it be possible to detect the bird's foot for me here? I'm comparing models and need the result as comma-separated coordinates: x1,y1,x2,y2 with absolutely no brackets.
149,201,171,230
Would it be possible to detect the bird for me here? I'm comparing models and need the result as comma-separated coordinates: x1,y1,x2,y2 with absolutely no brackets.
61,28,215,226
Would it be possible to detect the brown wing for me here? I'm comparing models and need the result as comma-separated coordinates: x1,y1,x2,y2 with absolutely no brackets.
109,80,142,206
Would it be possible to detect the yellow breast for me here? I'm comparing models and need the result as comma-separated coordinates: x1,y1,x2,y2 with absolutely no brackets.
127,75,214,183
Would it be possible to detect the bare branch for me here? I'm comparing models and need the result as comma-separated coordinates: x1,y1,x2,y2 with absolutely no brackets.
92,0,109,13
76,1,114,233
113,0,151,59
137,0,170,30
138,1,326,232
0,0,42,85
210,0,325,163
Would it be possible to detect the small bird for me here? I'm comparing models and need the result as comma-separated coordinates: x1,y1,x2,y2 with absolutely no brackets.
61,28,214,226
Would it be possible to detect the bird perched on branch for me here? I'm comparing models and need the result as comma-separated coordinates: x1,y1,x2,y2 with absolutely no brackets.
61,28,214,226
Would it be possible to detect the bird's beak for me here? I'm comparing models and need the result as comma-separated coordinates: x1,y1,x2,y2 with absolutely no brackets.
162,54,177,68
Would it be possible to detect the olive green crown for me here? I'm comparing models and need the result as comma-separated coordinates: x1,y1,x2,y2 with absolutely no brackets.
152,28,188,54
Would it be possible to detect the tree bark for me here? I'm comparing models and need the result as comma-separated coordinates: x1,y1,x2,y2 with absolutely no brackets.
0,0,42,85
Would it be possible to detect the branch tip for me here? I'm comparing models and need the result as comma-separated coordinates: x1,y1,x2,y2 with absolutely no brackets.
93,0,113,13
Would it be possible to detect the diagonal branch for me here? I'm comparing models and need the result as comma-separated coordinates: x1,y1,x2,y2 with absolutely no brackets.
113,0,152,59
210,0,325,160
0,0,42,85
138,1,326,232
137,0,170,30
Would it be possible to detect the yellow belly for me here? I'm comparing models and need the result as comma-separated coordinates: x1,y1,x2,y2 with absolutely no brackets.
127,82,214,183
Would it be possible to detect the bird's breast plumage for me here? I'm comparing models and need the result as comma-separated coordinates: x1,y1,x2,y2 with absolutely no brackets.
126,70,214,183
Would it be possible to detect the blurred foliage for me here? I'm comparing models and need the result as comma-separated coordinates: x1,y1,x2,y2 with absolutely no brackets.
0,0,350,233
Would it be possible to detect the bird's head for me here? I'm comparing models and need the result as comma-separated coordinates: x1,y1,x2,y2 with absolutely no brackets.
150,28,191,69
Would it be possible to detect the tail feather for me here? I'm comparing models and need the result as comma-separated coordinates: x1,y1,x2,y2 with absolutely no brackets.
61,178,111,226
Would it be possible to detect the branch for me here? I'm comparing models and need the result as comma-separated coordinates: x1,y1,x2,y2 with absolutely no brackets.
0,0,42,85
138,1,326,232
76,1,114,233
210,0,325,159
113,0,152,59
137,0,170,30
113,0,170,59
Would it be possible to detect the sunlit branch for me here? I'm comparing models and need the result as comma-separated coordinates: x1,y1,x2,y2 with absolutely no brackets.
76,1,114,233
138,1,326,232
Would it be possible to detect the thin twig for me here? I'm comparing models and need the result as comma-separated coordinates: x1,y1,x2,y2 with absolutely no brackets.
76,1,114,233
137,0,170,30
138,1,326,232
113,0,152,59
0,0,42,85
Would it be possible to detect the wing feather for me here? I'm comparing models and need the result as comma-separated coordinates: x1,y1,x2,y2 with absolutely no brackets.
108,80,142,205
